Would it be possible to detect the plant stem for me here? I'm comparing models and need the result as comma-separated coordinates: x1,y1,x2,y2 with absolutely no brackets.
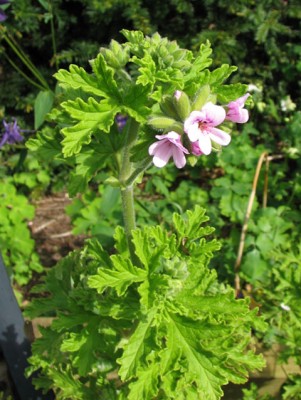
234,151,268,295
125,158,152,187
48,0,59,71
3,53,45,91
3,33,49,90
119,118,140,264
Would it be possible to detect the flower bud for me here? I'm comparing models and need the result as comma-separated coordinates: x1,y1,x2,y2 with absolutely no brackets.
173,90,191,121
191,85,211,110
148,116,178,130
159,95,179,120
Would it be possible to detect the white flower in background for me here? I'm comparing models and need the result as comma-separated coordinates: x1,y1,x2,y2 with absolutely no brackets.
280,95,296,112
280,302,291,312
247,84,262,93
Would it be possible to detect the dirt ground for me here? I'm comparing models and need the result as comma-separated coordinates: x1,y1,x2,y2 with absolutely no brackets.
30,192,86,268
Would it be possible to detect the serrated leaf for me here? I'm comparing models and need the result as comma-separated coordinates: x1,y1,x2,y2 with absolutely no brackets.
88,255,146,296
128,363,160,400
209,64,237,86
122,83,151,123
54,65,106,97
173,205,211,240
117,307,157,380
90,53,121,100
165,313,226,400
61,98,120,156
26,128,62,161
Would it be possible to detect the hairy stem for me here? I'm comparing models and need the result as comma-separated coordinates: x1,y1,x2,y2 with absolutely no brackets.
119,118,140,264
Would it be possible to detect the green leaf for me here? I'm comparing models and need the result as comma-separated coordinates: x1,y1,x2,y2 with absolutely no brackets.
34,90,55,129
54,65,106,97
89,53,121,100
241,249,269,282
209,64,238,86
173,205,213,241
165,313,226,400
128,363,160,400
61,98,120,156
117,307,157,380
88,255,146,296
100,39,130,69
122,84,151,123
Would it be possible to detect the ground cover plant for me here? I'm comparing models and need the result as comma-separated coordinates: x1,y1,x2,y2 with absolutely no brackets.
1,0,301,398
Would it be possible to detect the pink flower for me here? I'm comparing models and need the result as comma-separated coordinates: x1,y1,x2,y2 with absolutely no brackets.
184,102,230,155
190,141,204,156
148,131,189,169
226,93,250,123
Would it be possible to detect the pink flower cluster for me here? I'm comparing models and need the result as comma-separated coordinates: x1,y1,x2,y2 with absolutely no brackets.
149,94,250,168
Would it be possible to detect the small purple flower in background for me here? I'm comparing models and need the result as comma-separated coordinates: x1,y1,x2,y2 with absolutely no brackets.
149,131,189,169
115,114,127,131
0,119,25,148
226,93,250,123
0,0,9,22
184,102,231,155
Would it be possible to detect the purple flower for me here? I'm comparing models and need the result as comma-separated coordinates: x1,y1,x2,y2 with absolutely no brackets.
0,0,9,22
226,93,250,123
148,131,189,169
184,102,231,155
0,119,24,148
115,114,127,131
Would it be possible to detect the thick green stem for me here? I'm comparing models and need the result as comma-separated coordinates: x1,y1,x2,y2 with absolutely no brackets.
120,185,137,260
119,118,140,264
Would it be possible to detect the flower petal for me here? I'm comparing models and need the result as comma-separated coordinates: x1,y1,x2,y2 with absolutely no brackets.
186,123,200,142
153,144,173,168
148,141,160,156
228,93,250,108
202,102,226,126
172,147,187,168
198,134,212,155
226,108,249,123
208,127,231,146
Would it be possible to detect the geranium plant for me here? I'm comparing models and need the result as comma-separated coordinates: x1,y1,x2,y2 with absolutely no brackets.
25,30,266,399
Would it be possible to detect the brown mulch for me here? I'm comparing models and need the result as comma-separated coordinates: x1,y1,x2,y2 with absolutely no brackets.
29,192,87,268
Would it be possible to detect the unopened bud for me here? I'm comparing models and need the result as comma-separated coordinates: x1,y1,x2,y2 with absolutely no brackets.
192,85,211,110
173,90,191,121
160,95,179,120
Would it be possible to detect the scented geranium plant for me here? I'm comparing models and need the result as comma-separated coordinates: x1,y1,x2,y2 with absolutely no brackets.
25,30,266,399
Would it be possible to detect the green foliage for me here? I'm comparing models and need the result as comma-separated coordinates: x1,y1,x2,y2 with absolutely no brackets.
65,183,122,247
0,180,43,285
242,382,273,400
283,376,301,400
26,207,265,399
247,243,301,397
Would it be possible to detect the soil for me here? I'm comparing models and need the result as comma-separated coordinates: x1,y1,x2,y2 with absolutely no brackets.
18,192,87,302
30,192,87,268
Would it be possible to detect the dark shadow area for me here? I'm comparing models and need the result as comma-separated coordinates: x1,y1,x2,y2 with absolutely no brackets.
0,254,54,400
